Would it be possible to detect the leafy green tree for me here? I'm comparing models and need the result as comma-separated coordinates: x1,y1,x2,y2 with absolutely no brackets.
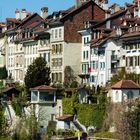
70,81,78,88
111,67,140,85
0,66,8,79
64,66,76,88
24,57,51,93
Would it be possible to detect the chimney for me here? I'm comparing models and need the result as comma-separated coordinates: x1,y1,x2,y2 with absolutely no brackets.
41,7,48,19
21,9,27,20
75,0,89,8
15,9,20,19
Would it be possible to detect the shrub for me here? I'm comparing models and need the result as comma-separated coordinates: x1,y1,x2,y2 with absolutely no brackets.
56,129,75,137
94,131,116,138
11,99,21,116
47,121,56,136
70,81,78,88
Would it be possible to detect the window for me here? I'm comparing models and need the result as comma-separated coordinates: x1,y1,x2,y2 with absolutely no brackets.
134,56,137,66
48,52,50,62
90,75,95,82
82,64,89,73
84,37,86,44
52,30,54,39
59,29,62,38
52,73,54,82
32,91,38,101
83,51,86,59
87,37,89,43
138,56,140,66
129,57,133,66
56,44,58,54
86,51,88,59
126,57,128,67
55,29,58,38
100,62,105,69
60,44,63,53
127,91,133,99
58,58,62,66
115,91,119,101
103,62,105,69
52,45,55,54
94,48,98,55
100,62,102,69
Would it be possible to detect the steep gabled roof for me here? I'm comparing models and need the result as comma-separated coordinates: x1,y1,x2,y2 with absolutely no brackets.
17,13,44,28
60,0,105,22
111,80,140,89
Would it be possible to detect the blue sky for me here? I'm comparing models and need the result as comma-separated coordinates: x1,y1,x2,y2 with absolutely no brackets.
0,0,132,21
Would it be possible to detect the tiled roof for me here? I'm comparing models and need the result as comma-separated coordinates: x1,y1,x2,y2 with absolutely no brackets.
90,36,109,47
111,80,140,89
18,13,44,28
6,18,21,24
26,21,42,29
121,31,140,39
56,115,73,121
34,28,47,33
30,85,56,91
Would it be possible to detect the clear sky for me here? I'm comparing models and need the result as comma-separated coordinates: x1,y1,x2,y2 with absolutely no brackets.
0,0,132,21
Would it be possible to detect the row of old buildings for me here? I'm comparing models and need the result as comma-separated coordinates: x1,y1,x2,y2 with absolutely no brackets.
0,0,140,88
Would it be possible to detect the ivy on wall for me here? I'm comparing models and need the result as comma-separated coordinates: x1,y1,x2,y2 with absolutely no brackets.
62,92,106,129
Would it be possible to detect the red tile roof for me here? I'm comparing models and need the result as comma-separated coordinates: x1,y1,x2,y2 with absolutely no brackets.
56,115,73,121
111,80,140,89
30,85,56,91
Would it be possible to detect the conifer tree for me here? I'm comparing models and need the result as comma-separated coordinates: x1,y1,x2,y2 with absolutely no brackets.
24,57,51,92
